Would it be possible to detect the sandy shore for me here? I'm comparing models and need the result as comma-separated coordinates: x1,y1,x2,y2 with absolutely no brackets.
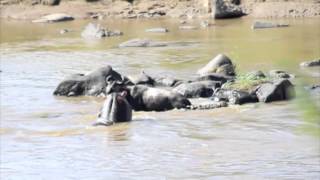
0,0,319,21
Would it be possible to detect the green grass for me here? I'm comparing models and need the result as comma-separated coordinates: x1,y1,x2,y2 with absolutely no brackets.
223,73,271,91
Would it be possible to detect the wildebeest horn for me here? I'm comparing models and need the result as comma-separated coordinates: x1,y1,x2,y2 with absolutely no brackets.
106,75,113,83
106,81,116,94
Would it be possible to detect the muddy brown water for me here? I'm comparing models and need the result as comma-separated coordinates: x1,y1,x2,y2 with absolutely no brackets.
1,18,320,179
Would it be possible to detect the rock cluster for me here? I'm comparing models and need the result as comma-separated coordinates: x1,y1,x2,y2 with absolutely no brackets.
54,54,296,108
53,54,301,125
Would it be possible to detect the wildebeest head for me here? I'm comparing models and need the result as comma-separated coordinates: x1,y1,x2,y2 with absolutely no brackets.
94,91,132,126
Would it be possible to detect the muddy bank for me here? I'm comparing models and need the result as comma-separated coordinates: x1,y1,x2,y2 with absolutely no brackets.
0,0,319,21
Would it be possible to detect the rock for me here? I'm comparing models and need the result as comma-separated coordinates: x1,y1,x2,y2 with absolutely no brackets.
305,84,320,93
214,0,244,19
119,38,167,48
190,101,228,110
32,13,74,23
106,30,123,37
145,28,169,33
53,66,124,97
200,20,214,28
179,25,198,30
154,77,182,87
196,73,234,84
173,81,220,98
127,71,155,86
255,79,295,103
81,23,123,39
59,29,69,34
252,21,289,29
81,23,106,38
41,0,60,6
212,88,258,105
246,70,266,80
180,20,187,24
269,70,295,79
197,54,236,76
300,58,320,67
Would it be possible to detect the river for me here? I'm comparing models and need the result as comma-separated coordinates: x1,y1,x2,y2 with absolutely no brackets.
1,18,320,179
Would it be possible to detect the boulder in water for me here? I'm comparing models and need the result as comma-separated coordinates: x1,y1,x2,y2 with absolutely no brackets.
145,28,169,33
32,13,74,23
255,79,295,103
214,0,244,19
81,23,123,39
252,21,289,29
197,54,236,76
119,38,167,48
300,58,320,67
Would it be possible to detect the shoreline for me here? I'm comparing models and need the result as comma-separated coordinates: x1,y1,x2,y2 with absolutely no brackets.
1,1,319,22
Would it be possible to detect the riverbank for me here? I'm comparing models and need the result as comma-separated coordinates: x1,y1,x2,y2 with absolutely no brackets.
1,0,319,21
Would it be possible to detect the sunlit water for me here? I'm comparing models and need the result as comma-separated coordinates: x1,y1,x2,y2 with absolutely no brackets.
1,18,320,179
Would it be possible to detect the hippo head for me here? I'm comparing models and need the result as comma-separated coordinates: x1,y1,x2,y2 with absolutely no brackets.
94,91,132,126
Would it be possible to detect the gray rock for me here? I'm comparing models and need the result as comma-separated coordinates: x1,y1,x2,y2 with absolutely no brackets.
32,13,74,23
190,101,228,110
81,23,123,39
180,20,187,25
106,30,123,37
145,28,169,33
41,0,60,5
59,29,69,34
81,23,106,38
179,25,198,30
197,54,236,76
300,58,320,67
246,70,266,80
196,73,234,84
212,88,258,105
119,38,167,48
173,81,220,98
200,20,213,28
269,70,295,79
53,66,124,97
214,0,244,19
127,71,155,86
154,77,182,87
255,79,295,103
305,84,320,92
252,21,289,29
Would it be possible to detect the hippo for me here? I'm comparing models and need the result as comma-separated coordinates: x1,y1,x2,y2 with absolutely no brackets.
53,66,124,97
107,82,191,111
94,91,132,126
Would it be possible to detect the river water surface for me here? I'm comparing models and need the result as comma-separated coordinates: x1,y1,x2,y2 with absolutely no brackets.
1,18,320,179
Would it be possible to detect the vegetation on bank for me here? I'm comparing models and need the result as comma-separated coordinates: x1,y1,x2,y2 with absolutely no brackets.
223,73,270,91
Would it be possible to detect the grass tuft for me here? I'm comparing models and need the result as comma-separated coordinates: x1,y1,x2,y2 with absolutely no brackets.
223,73,270,91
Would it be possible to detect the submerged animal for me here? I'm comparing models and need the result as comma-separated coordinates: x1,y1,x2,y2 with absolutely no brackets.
94,91,132,126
